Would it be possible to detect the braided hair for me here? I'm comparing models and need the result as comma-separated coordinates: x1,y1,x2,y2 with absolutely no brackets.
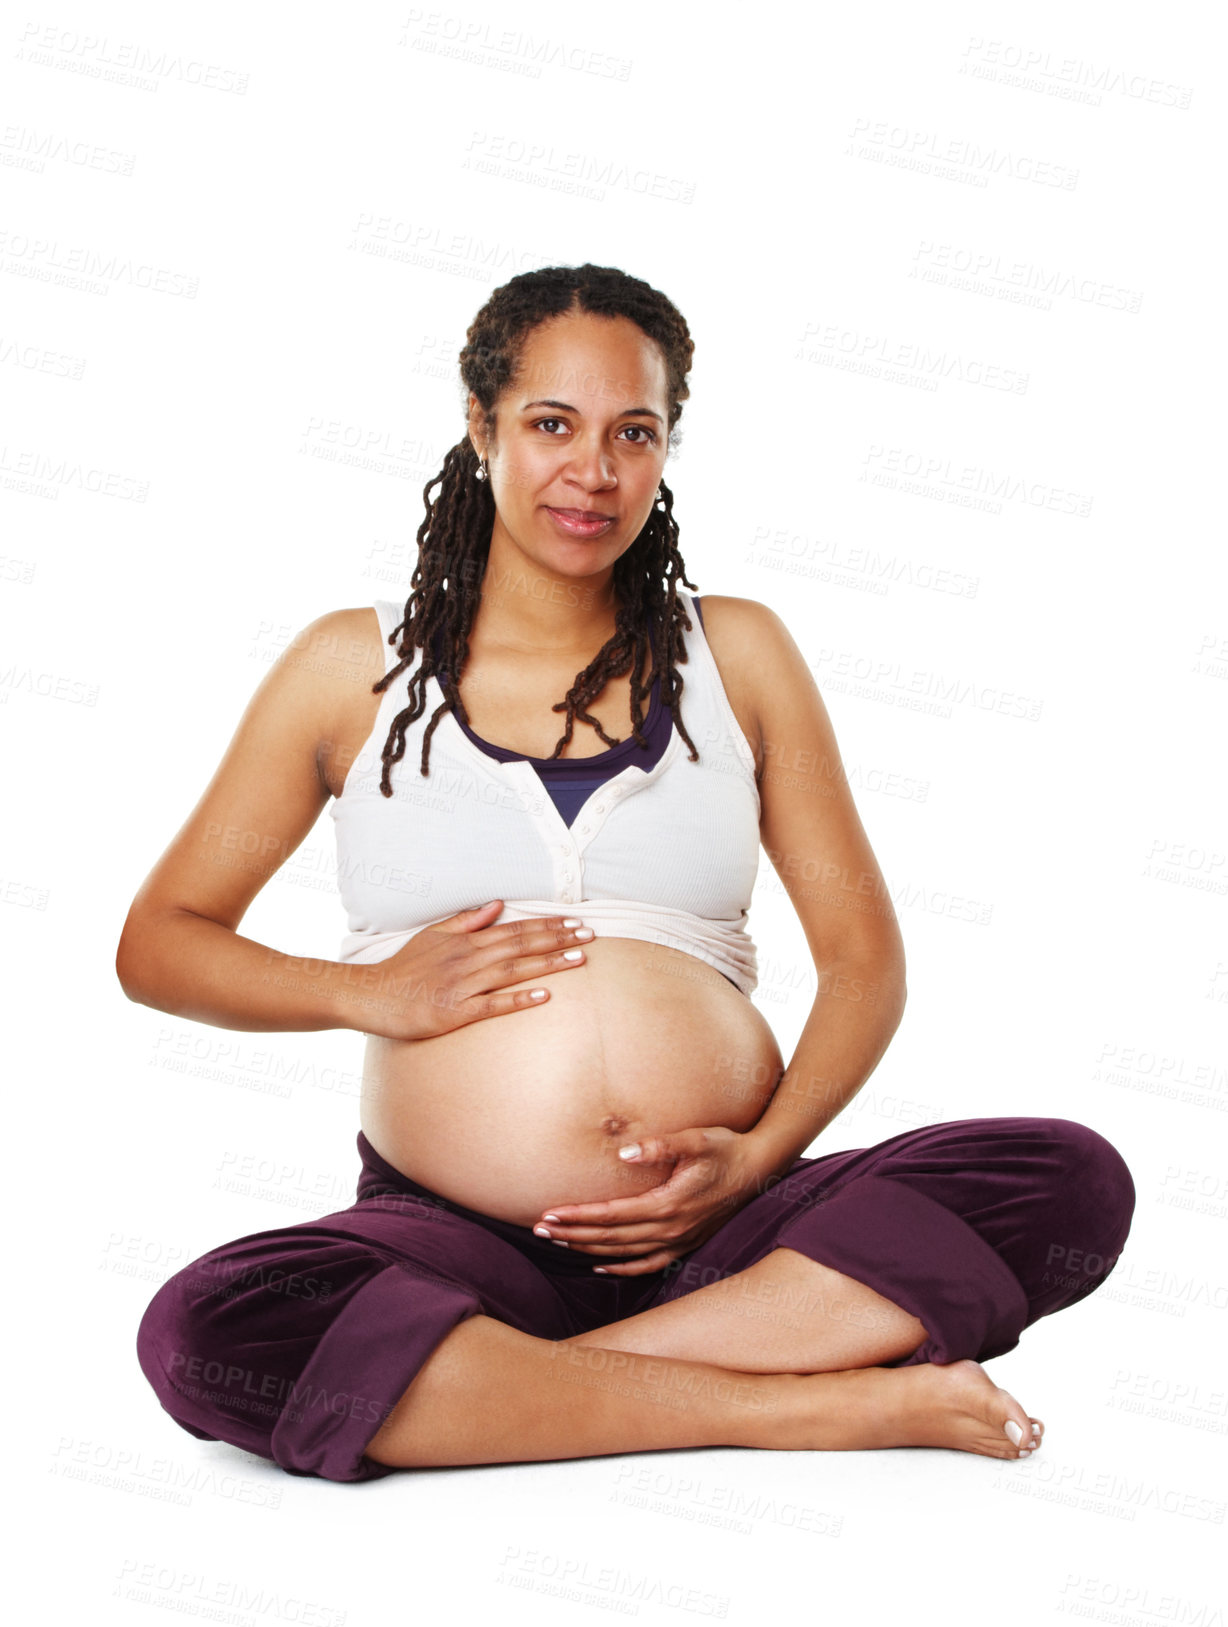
373,263,702,797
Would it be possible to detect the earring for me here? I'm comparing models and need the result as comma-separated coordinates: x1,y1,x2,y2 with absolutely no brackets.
475,457,489,482
655,485,666,509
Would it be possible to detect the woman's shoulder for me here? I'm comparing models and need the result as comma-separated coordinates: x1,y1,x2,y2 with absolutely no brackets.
268,604,393,740
307,604,397,680
687,593,786,667
280,606,400,800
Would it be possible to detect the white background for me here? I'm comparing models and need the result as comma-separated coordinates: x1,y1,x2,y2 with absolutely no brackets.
4,2,1225,1623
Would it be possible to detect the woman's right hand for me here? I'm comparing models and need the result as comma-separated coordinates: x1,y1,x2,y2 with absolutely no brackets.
355,901,593,1042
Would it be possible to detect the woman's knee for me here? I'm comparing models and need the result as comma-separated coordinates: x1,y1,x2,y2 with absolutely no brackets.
137,1258,218,1394
135,1232,385,1457
1042,1118,1136,1249
135,1223,496,1480
136,1251,280,1448
1020,1118,1136,1318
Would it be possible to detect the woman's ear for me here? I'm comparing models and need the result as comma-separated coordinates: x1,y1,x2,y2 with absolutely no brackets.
466,393,486,463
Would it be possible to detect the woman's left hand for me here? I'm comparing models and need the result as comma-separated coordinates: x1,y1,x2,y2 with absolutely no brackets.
531,1127,773,1275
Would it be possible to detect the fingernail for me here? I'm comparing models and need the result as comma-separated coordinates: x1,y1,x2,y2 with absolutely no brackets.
593,1267,609,1274
1004,1420,1024,1446
562,919,582,927
542,1213,560,1223
551,1239,569,1248
532,1225,552,1239
618,1144,641,1160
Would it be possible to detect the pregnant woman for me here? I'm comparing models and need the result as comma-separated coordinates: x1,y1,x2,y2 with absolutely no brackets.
119,262,1136,1483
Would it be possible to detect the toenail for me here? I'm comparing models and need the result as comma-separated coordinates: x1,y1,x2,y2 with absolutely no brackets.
1004,1420,1024,1445
1031,1423,1041,1434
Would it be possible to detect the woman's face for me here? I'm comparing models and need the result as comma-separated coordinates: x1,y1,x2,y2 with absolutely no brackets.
469,309,671,595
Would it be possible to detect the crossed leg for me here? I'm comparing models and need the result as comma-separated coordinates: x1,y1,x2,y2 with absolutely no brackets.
366,1252,1044,1470
366,1244,1046,1470
564,1248,933,1373
560,1246,1044,1455
146,1118,1136,1478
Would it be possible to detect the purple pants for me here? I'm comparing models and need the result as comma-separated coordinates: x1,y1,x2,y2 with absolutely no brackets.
136,1115,1135,1483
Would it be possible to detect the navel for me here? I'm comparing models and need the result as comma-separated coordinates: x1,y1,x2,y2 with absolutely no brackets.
600,1113,630,1137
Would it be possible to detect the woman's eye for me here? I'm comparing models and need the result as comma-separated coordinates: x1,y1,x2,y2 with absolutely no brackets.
531,419,656,444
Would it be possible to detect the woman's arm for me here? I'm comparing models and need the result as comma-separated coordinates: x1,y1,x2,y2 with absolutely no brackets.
704,597,909,1177
114,608,377,1034
116,911,361,1033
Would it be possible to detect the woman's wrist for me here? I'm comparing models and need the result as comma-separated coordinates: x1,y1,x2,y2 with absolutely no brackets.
742,1123,809,1189
321,958,405,1035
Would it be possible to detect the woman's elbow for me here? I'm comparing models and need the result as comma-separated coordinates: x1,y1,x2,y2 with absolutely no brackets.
115,911,166,1006
115,925,148,1005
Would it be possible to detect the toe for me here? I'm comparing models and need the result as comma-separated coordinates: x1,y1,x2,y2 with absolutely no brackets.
1002,1419,1028,1452
1000,1398,1038,1458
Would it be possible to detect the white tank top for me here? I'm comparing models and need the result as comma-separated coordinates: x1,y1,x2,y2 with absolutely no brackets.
329,589,762,994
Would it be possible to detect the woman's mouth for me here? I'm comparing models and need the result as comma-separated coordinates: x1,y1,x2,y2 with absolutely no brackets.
545,507,616,539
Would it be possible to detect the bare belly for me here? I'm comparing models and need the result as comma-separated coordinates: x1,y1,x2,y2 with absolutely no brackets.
359,936,785,1225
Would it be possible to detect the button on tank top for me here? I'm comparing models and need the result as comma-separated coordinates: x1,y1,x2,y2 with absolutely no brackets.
330,589,762,994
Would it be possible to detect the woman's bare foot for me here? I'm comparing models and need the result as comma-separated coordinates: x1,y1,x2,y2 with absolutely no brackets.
775,1358,1045,1460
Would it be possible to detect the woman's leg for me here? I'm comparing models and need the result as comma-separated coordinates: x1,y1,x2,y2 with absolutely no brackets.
140,1191,1040,1474
144,1122,1116,1477
567,1248,931,1370
136,1191,587,1482
363,1312,1042,1468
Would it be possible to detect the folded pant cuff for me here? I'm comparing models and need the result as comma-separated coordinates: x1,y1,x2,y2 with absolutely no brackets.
269,1265,482,1481
774,1172,1030,1364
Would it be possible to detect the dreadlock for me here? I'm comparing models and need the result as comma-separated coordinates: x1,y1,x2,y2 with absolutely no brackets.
372,263,702,797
